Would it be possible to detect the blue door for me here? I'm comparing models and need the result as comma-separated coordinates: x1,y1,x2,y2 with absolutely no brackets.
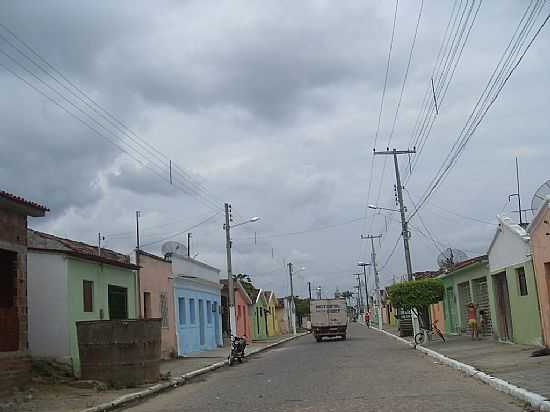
198,299,205,346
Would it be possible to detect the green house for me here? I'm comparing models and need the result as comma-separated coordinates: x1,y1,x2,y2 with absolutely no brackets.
249,288,268,340
439,255,494,336
487,216,542,346
27,230,139,376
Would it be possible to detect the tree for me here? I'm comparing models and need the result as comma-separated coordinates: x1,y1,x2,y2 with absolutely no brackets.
234,273,255,295
387,279,444,328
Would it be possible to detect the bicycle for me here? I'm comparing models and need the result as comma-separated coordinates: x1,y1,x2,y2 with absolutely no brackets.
414,320,446,345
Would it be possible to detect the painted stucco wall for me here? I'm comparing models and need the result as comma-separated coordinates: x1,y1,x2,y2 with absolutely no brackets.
276,306,289,334
440,261,494,336
495,261,542,346
138,253,177,359
529,206,550,346
67,258,137,376
235,289,251,342
27,251,70,360
488,218,531,273
171,254,220,284
173,277,222,355
266,294,279,336
250,298,268,340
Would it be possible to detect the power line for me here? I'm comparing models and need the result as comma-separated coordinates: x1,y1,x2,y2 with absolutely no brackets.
410,2,550,219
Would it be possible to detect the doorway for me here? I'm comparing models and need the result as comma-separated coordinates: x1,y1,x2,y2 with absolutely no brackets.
494,272,513,341
444,287,458,334
0,249,18,352
457,281,472,333
198,299,205,346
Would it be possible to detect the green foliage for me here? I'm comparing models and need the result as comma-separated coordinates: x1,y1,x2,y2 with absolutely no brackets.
294,297,310,316
387,278,444,311
234,273,255,295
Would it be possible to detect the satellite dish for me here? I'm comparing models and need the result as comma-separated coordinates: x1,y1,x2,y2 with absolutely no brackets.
161,241,187,258
437,248,468,270
531,180,550,214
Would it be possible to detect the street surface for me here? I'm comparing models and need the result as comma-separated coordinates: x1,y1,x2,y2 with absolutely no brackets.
124,324,527,412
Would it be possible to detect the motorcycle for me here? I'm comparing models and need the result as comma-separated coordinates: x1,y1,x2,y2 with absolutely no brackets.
228,335,247,366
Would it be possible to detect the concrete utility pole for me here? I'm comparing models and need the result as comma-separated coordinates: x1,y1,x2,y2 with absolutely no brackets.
308,281,312,300
373,148,416,280
357,262,371,312
353,274,363,313
288,262,296,336
224,203,237,336
361,235,383,328
135,211,142,318
187,232,192,257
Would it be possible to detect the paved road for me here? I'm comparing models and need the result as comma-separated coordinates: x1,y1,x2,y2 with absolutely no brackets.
124,324,527,412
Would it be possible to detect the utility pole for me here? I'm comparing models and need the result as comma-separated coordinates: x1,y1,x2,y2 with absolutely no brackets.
316,286,322,300
288,262,296,336
361,235,383,328
374,148,415,280
509,157,533,226
224,203,237,336
353,274,363,313
308,281,312,300
97,232,103,256
357,262,371,312
135,211,142,318
187,232,192,257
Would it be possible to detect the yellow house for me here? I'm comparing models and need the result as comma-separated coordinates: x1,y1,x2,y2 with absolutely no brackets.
264,291,279,336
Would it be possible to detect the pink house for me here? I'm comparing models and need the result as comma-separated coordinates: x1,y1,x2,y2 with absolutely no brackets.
137,251,177,359
528,196,550,346
221,279,252,342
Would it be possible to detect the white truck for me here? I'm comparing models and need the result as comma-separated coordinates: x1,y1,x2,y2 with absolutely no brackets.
310,298,348,342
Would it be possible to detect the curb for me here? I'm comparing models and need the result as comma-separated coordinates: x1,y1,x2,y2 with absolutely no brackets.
80,332,308,412
367,325,550,412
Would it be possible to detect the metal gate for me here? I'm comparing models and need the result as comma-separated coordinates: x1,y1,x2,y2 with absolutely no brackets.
457,282,472,333
471,277,493,336
444,287,458,334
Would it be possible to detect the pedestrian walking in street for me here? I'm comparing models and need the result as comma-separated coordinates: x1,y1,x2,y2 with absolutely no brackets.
467,303,479,340
365,311,371,328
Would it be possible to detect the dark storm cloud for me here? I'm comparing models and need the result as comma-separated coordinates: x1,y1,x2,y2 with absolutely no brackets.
0,0,548,298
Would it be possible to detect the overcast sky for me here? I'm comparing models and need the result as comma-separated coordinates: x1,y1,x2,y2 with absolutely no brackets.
1,1,548,299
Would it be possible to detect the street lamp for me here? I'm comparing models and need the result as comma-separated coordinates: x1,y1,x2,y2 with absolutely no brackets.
357,262,370,313
368,204,403,213
224,203,260,337
287,264,306,336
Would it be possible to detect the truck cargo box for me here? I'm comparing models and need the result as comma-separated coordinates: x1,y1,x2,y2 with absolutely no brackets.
310,299,347,341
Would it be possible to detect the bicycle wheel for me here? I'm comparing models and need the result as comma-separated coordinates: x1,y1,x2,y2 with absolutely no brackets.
414,332,426,345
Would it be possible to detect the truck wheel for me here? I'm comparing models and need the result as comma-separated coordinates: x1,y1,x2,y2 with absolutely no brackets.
316,336,322,342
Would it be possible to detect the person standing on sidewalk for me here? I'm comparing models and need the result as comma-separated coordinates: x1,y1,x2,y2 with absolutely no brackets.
467,303,479,340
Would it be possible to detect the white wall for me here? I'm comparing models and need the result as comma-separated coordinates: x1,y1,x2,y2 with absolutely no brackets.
27,251,70,360
171,254,220,284
488,225,531,273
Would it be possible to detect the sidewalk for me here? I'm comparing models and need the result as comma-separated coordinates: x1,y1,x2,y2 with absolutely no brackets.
2,334,301,412
378,324,550,404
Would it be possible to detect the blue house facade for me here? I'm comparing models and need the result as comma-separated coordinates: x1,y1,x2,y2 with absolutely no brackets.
168,251,222,355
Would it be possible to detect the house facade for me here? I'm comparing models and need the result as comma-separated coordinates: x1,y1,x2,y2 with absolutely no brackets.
439,256,493,336
27,230,138,376
488,216,543,345
528,196,550,346
264,291,279,336
276,298,290,334
221,279,252,342
137,250,177,359
249,289,268,340
170,250,222,355
0,191,48,392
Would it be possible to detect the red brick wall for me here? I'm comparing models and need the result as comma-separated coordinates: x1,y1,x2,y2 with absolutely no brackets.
0,357,31,393
0,209,27,246
0,208,30,391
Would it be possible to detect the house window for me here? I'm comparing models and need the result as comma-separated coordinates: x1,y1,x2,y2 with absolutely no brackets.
207,301,212,324
83,280,94,312
189,298,196,324
178,297,186,325
108,285,128,320
517,267,528,296
143,292,152,318
160,293,169,328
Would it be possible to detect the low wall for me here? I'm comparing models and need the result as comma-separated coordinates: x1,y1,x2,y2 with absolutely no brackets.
77,319,161,388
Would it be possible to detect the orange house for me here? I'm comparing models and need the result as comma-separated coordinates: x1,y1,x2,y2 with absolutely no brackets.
221,279,253,342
